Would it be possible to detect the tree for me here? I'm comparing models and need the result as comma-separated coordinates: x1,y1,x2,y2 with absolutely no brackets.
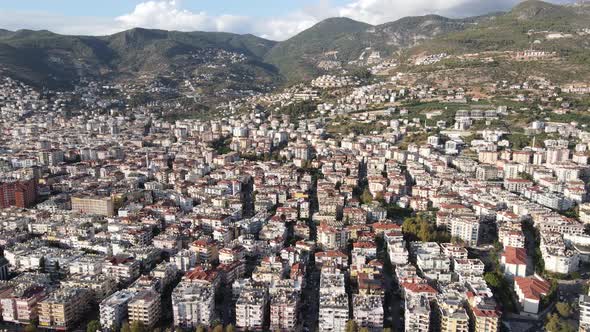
225,324,236,332
24,324,37,332
545,313,576,332
556,302,573,318
345,320,358,332
121,322,132,332
212,325,224,332
195,325,206,332
483,272,502,288
360,188,373,204
130,321,147,332
86,320,101,332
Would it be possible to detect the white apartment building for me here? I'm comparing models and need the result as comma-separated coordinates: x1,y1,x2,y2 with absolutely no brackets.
269,289,299,331
100,290,137,331
319,293,349,332
128,289,161,328
235,284,269,330
319,269,349,332
404,294,431,332
450,216,480,247
580,291,590,332
353,294,384,330
172,282,215,329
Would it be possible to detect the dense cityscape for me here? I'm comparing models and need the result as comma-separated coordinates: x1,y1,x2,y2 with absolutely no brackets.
2,1,590,332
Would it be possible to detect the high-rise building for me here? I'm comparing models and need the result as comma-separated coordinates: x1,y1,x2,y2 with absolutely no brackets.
269,285,300,331
353,294,384,330
100,290,137,331
71,196,115,216
172,282,216,329
404,294,431,332
235,281,269,331
438,294,469,332
128,289,161,328
38,288,92,330
0,179,37,208
319,269,349,332
450,216,480,247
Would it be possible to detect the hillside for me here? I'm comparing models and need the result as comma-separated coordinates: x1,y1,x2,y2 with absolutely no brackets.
0,28,278,88
264,14,494,82
398,0,590,84
1,0,590,88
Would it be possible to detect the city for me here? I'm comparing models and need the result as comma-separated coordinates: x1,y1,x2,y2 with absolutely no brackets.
1,1,590,332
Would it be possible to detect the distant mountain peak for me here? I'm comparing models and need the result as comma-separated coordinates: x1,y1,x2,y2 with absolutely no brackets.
510,0,571,20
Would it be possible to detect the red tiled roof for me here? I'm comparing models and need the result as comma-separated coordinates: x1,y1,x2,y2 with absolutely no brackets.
514,276,551,301
502,246,527,265
401,282,437,294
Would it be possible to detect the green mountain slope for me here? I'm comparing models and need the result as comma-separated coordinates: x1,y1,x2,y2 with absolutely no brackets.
1,0,589,87
0,28,278,88
264,14,492,82
399,0,590,83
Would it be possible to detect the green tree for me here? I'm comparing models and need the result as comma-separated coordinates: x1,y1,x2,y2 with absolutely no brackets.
225,324,236,332
556,302,573,318
24,324,37,332
345,320,358,332
360,188,373,204
545,313,576,332
195,325,206,332
121,322,131,332
484,272,502,288
212,325,223,332
86,320,101,332
130,321,147,332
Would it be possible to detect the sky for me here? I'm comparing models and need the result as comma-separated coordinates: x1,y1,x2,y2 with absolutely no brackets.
0,0,578,41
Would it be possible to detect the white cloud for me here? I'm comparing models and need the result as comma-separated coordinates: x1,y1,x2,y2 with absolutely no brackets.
0,0,578,40
113,0,321,40
338,0,576,25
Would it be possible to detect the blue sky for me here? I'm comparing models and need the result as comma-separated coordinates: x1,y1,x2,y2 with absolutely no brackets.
0,0,577,40
0,0,348,18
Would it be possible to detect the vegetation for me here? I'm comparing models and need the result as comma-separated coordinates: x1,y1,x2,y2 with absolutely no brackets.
545,313,576,332
24,324,37,332
328,118,387,136
523,220,545,274
402,213,451,243
555,302,573,318
483,271,517,312
86,320,101,332
345,319,359,332
211,137,232,155
278,101,318,119
0,28,279,88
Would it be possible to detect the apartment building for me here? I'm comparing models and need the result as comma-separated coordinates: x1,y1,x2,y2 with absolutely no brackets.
100,290,137,331
269,288,300,331
128,289,161,328
352,294,384,330
404,294,431,332
172,282,216,329
71,196,115,216
235,282,269,331
38,288,92,330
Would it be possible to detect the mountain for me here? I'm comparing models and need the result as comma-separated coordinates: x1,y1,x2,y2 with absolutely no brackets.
1,0,590,88
397,0,590,84
0,28,278,88
264,14,494,82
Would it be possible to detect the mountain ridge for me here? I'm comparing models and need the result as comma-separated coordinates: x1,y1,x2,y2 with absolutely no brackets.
0,0,589,88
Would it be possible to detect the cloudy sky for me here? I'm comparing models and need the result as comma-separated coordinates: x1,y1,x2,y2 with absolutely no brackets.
0,0,577,41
